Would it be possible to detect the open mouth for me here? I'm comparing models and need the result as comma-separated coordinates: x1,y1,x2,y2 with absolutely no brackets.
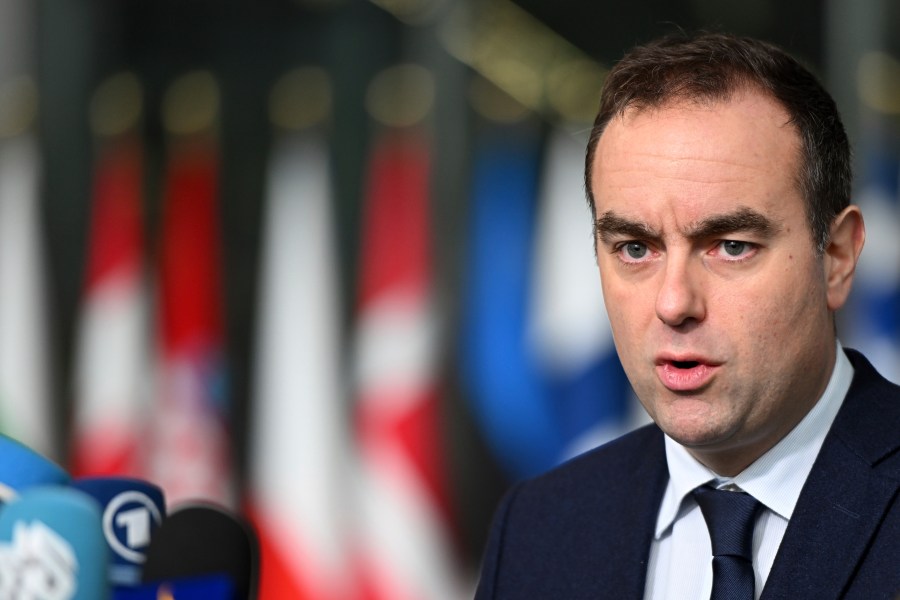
655,356,719,391
672,360,700,369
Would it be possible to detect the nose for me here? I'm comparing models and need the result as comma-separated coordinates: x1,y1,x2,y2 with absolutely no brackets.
655,256,706,327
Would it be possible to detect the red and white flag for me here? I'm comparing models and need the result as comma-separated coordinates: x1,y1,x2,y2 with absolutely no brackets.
352,129,463,600
246,132,353,599
149,136,234,506
71,135,149,477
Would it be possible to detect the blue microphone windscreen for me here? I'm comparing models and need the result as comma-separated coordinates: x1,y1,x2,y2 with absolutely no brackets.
0,435,69,501
142,503,258,599
0,486,109,599
112,573,236,599
72,476,166,586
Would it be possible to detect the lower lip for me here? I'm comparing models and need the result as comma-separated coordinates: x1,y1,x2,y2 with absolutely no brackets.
656,363,718,391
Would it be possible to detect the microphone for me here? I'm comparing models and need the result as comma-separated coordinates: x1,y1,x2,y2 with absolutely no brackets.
0,486,109,599
112,574,236,599
0,434,69,501
71,476,166,587
141,503,259,599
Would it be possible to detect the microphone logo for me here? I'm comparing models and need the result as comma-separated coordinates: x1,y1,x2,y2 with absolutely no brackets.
0,521,77,600
102,491,163,564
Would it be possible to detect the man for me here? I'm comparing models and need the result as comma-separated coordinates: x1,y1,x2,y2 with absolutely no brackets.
475,32,900,599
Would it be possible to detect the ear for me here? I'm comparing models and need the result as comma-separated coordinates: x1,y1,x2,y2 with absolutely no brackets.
824,205,866,311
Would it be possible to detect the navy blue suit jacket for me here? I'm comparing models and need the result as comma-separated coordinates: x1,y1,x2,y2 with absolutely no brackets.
475,350,900,599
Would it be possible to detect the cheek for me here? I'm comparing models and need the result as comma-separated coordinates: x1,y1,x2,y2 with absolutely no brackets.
603,280,640,325
719,262,824,346
604,289,652,364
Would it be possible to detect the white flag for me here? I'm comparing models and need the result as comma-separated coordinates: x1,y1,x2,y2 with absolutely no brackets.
247,132,352,598
0,134,54,458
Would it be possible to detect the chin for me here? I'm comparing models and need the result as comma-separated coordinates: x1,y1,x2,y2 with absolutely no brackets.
658,414,736,449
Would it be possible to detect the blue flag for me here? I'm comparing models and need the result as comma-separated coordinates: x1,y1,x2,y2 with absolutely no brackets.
461,124,635,480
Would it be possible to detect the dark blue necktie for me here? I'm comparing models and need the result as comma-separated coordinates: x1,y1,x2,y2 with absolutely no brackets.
692,486,763,600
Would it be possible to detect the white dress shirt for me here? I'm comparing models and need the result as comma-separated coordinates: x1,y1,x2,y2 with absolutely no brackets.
643,343,854,600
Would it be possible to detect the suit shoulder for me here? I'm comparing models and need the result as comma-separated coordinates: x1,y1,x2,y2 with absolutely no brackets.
476,425,667,599
512,424,665,506
838,349,900,471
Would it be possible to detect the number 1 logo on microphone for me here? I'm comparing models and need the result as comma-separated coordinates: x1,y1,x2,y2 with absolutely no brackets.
103,491,163,563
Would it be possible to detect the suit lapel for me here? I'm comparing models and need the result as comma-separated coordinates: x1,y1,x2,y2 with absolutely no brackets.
761,435,899,599
762,350,900,599
593,426,669,598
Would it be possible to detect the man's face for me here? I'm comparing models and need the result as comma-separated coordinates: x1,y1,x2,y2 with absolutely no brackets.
590,91,840,475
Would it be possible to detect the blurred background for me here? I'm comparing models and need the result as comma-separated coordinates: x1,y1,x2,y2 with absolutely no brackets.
0,0,898,597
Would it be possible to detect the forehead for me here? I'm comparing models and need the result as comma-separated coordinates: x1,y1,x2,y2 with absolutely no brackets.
591,91,803,221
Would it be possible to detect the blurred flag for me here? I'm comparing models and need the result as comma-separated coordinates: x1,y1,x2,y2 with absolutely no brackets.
0,133,54,458
845,134,900,383
459,122,558,479
461,126,635,481
352,130,463,600
825,14,900,384
148,136,234,506
528,129,633,460
71,135,149,476
246,131,352,599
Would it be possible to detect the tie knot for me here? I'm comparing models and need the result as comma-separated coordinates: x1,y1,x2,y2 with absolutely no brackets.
692,486,762,561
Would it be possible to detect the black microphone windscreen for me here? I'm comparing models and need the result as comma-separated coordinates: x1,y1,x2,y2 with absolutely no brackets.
140,503,259,599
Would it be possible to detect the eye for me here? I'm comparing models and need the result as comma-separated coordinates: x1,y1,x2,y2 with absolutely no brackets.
616,241,651,263
723,240,747,256
625,242,648,259
713,240,756,260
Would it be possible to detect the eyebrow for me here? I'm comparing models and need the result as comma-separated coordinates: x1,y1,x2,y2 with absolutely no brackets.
594,206,781,244
594,212,659,244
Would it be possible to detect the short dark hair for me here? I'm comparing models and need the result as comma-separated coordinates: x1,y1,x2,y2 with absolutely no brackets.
584,32,851,254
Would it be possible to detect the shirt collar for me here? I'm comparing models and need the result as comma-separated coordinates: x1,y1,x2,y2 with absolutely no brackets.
654,342,853,539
